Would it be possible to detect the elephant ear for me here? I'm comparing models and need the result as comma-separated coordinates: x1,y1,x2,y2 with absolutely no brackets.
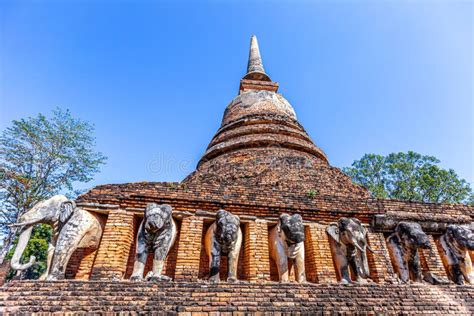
145,203,158,217
59,200,76,224
278,213,290,233
326,223,341,244
233,214,240,225
446,224,456,237
161,204,173,218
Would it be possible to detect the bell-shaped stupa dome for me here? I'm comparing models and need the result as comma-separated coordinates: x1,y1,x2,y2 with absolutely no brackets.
183,36,368,199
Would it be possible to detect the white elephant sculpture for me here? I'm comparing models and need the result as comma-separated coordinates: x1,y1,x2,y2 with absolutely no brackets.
327,217,373,284
439,224,474,285
10,195,103,280
386,221,431,283
204,210,242,282
268,213,306,283
130,203,177,281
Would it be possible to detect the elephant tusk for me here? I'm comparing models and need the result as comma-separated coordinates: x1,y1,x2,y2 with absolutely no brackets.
354,243,365,253
354,243,374,254
8,222,26,228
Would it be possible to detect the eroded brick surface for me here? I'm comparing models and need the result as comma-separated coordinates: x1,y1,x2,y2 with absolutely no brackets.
304,224,337,283
366,231,395,283
175,216,204,281
420,235,449,279
2,281,474,314
90,209,135,280
244,220,271,282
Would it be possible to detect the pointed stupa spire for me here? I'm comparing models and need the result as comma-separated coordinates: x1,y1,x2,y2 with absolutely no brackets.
243,35,271,81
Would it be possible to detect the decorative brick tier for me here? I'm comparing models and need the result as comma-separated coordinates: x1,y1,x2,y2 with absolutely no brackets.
1,281,473,314
77,180,474,224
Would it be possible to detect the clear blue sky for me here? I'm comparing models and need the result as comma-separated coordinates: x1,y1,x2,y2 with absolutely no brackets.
1,1,473,192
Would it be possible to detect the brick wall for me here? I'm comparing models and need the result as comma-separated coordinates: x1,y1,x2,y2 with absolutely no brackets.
77,181,474,224
304,224,337,283
3,281,474,314
66,248,97,280
63,207,463,285
90,209,135,280
366,231,396,282
419,235,448,279
174,216,204,281
242,219,271,282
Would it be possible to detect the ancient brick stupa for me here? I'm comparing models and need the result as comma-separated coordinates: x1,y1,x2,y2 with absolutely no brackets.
2,36,474,314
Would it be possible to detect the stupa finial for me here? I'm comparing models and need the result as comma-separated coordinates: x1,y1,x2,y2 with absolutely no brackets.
243,35,271,81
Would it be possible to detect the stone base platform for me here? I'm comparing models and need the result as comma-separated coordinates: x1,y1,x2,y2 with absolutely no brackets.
1,281,473,314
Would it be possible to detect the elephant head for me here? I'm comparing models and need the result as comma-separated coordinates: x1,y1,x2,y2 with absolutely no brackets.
445,225,474,252
214,210,240,252
338,217,373,254
279,213,305,245
327,217,372,282
395,221,431,251
9,195,75,271
143,203,173,233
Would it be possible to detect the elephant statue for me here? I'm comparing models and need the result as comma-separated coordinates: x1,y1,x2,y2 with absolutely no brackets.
10,195,103,280
326,217,373,284
269,213,306,283
204,209,242,282
386,221,431,283
130,203,177,281
439,224,474,285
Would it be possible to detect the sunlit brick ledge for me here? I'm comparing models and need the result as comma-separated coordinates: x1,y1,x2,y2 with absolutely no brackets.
1,281,473,314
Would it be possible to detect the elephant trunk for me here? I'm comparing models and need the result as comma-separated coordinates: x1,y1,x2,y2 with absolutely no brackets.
353,242,371,278
353,242,365,253
458,237,474,251
416,235,432,249
10,226,36,271
9,219,41,228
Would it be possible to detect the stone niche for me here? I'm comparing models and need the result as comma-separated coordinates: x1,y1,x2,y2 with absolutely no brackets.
197,220,248,281
123,215,183,280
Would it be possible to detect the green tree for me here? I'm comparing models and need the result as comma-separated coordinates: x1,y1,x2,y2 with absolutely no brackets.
5,224,52,280
0,108,106,278
343,151,472,204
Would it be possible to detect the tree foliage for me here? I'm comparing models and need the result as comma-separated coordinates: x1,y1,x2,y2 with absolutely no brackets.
343,151,473,204
0,108,106,272
5,224,52,280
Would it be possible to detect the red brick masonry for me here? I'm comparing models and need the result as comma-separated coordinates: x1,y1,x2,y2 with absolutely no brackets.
1,281,473,314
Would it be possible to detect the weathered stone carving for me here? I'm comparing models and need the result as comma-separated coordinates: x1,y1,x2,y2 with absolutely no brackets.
10,195,103,280
439,224,474,284
130,203,177,281
269,213,306,283
204,210,242,282
327,217,373,284
387,221,431,283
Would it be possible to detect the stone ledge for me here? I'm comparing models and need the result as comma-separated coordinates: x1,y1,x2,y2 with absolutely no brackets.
2,281,474,314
